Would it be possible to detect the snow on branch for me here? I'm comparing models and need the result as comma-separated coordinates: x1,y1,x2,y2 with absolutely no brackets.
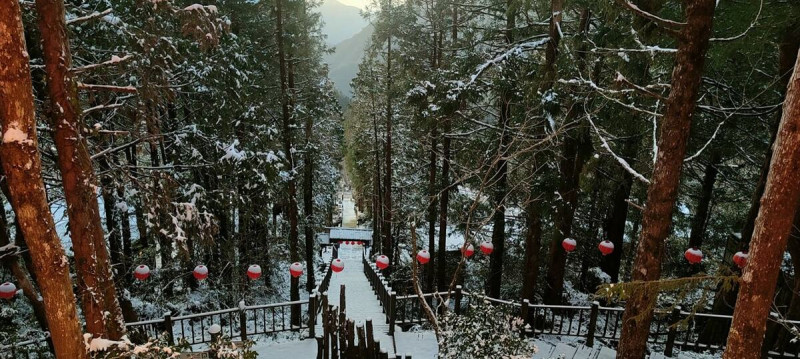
81,103,125,117
71,55,133,74
66,9,113,25
458,37,550,91
711,0,763,42
616,0,686,33
586,114,651,185
77,83,137,93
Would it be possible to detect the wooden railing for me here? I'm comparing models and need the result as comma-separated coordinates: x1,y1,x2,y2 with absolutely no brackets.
315,285,412,359
0,333,52,359
360,256,800,358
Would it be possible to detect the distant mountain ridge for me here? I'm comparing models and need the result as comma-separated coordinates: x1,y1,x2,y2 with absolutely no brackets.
324,24,374,97
319,0,369,46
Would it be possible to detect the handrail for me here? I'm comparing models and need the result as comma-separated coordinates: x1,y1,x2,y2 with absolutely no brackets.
245,299,309,310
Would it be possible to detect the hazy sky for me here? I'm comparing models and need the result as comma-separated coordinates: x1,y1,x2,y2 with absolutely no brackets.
338,0,369,10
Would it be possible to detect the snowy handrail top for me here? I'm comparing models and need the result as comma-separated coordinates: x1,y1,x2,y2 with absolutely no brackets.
173,307,239,320
0,332,50,349
124,318,165,326
246,299,309,310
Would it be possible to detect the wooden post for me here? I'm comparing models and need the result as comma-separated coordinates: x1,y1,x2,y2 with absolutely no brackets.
239,301,248,341
586,302,599,347
309,293,317,338
340,284,347,314
664,306,682,357
346,320,355,357
330,305,339,359
389,291,397,335
374,339,381,359
163,312,174,346
366,319,375,357
357,323,367,357
454,285,462,315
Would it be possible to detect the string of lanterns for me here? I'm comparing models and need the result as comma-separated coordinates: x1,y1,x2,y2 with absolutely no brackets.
112,240,750,292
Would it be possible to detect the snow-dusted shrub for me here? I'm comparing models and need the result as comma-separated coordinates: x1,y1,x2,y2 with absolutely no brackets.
438,298,537,358
84,334,256,358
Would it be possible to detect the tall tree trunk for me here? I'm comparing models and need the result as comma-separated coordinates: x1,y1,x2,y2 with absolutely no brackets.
35,0,125,339
275,0,300,325
303,105,316,293
600,138,639,283
688,152,720,249
723,47,800,359
0,4,86,355
383,0,394,274
372,112,382,254
436,2,458,292
616,1,716,357
521,203,542,301
702,25,800,344
426,126,438,292
0,192,49,332
487,0,515,298
542,9,592,305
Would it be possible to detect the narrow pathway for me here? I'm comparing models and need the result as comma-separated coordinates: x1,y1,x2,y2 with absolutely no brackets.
324,244,396,353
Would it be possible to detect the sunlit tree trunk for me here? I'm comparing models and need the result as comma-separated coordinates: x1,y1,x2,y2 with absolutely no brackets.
0,4,86,355
34,0,125,339
617,1,716,357
722,47,800,359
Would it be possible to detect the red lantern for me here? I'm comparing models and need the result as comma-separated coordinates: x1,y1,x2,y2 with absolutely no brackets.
376,255,390,270
0,282,16,300
247,264,262,280
289,262,303,278
193,265,209,281
417,250,430,264
561,238,577,253
331,259,345,273
685,247,703,264
733,251,748,269
461,244,475,258
480,241,494,255
133,265,151,281
598,240,614,256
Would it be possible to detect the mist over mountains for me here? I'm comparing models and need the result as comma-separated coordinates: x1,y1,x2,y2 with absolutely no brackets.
319,0,372,97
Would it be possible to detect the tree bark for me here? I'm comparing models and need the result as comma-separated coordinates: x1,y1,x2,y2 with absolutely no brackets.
275,0,300,324
616,1,716,357
426,125,438,293
35,0,125,339
542,9,592,305
487,0,515,298
436,2,458,292
722,48,800,359
303,99,316,293
600,138,639,283
0,192,49,332
521,203,542,301
383,0,394,274
0,4,86,355
688,152,720,249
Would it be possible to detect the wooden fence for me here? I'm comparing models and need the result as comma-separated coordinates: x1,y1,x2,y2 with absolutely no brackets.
1,262,335,358
361,252,800,358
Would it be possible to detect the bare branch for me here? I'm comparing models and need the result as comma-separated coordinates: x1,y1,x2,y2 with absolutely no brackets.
66,9,112,25
71,54,133,74
586,113,651,185
77,83,137,93
616,0,686,33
